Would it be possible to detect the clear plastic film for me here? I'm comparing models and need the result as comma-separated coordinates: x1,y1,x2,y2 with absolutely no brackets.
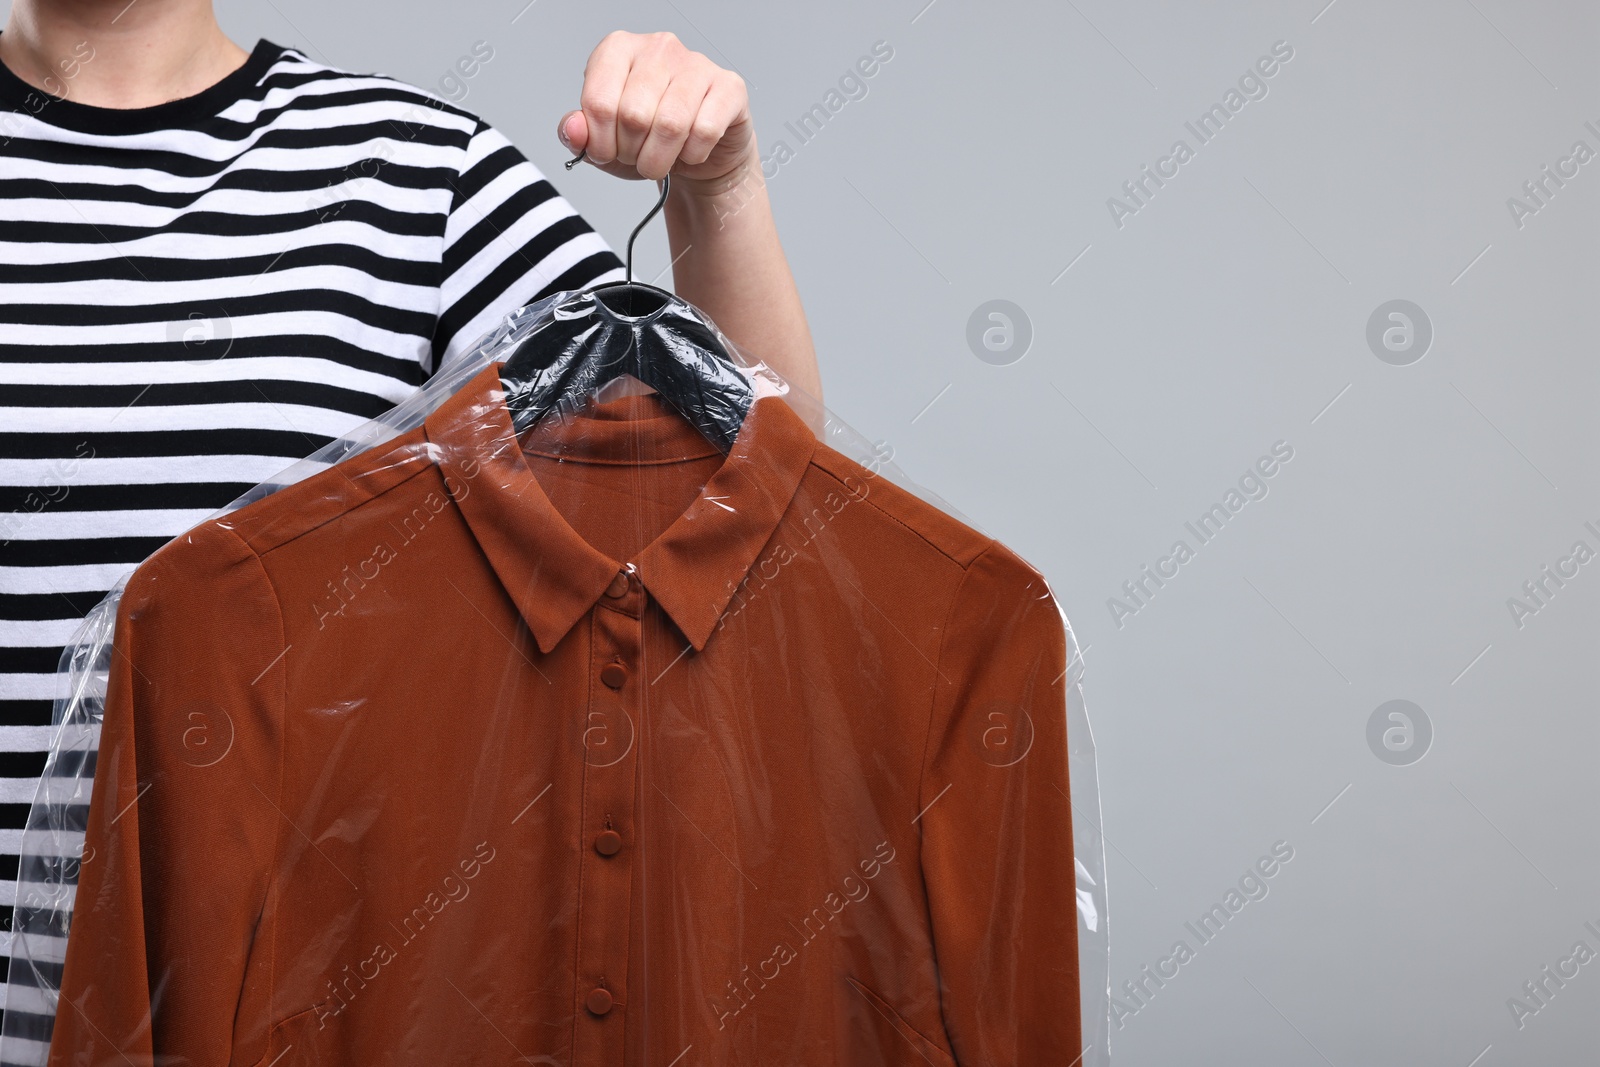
2,287,1110,1067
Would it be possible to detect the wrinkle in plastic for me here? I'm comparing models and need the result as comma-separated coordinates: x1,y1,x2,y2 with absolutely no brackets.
3,288,1111,1067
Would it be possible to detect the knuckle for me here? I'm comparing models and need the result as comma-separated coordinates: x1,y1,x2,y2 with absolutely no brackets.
653,111,688,139
617,104,653,133
580,92,617,124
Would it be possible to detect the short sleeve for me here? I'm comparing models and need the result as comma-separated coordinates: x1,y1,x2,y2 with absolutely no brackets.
919,540,1082,1064
46,523,285,1067
431,119,626,376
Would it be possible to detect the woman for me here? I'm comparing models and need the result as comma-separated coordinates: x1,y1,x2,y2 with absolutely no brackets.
0,0,819,1051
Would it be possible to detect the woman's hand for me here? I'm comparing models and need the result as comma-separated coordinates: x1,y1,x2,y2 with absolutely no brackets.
554,29,820,407
557,30,755,196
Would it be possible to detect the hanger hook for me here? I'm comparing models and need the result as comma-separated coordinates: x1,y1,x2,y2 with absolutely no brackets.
565,149,670,285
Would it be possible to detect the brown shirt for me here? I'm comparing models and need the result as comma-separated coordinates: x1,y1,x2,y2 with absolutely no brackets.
48,359,1081,1066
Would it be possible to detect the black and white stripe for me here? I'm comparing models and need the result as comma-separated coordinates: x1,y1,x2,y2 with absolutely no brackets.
0,36,623,1054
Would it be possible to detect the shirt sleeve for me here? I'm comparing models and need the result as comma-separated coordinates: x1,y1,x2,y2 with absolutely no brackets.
430,118,627,377
919,540,1082,1065
47,522,285,1067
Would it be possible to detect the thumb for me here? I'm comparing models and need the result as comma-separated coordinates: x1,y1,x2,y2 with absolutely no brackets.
557,110,585,152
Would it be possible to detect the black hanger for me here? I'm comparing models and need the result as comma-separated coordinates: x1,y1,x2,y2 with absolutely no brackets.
497,154,756,453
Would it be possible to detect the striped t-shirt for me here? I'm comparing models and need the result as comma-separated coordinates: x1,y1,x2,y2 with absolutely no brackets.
0,36,625,1049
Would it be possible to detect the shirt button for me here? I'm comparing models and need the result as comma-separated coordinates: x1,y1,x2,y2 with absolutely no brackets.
600,662,628,689
604,571,630,598
586,987,614,1015
594,829,622,856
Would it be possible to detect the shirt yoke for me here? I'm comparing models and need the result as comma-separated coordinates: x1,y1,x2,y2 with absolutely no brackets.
807,442,994,573
205,424,441,562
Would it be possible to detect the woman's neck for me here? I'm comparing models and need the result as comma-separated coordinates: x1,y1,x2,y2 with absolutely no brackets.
0,0,248,108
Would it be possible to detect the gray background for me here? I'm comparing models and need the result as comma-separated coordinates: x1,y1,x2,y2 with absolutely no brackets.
21,0,1596,1062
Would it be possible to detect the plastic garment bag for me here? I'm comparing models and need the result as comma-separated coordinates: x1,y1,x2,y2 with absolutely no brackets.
2,285,1112,1067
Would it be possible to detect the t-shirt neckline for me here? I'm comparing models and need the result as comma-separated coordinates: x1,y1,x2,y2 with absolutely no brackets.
0,36,283,135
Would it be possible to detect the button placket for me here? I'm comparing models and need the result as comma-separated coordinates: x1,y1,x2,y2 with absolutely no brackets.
573,567,643,1064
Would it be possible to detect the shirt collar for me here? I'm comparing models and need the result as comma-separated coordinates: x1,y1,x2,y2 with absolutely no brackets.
422,360,816,654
